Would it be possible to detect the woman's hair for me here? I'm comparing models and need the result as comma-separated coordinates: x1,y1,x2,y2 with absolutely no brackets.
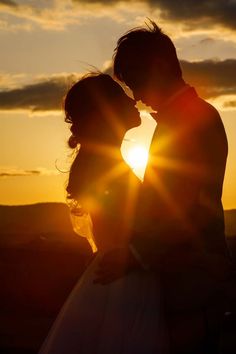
64,73,126,199
113,20,182,83
64,73,125,148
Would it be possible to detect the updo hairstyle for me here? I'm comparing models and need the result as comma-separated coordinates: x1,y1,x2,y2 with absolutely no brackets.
64,73,125,148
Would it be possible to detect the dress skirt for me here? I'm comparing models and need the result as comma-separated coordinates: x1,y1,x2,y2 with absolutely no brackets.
39,253,168,354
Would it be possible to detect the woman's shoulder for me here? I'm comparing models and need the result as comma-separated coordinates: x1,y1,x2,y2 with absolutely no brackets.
71,149,141,200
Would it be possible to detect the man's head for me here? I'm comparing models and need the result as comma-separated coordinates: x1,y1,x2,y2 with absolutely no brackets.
113,20,182,109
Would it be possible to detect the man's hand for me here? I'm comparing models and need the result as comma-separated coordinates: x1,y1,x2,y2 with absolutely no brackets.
94,247,140,285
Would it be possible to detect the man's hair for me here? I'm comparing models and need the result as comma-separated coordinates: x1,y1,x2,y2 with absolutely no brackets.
113,20,182,82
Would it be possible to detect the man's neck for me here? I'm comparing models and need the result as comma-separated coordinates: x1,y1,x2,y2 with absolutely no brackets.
157,79,188,113
147,78,186,113
150,79,188,121
166,79,186,99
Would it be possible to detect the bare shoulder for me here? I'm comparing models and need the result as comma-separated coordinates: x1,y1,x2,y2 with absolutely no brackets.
195,98,228,160
192,97,226,138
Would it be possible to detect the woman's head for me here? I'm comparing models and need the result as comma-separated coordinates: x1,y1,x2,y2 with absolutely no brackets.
64,73,140,148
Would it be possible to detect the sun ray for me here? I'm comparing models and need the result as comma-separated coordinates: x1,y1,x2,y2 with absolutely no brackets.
126,145,149,174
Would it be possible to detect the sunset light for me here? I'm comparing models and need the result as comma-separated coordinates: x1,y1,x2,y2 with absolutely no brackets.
0,2,236,353
0,1,235,209
126,145,149,176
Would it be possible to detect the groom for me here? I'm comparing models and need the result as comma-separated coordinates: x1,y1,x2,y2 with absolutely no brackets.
96,21,230,352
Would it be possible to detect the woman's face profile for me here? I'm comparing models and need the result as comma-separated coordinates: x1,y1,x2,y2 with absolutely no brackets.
114,91,141,131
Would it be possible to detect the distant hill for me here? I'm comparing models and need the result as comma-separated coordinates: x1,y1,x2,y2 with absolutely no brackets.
0,203,235,254
0,203,91,253
0,203,93,352
0,203,73,234
0,203,235,353
0,203,235,235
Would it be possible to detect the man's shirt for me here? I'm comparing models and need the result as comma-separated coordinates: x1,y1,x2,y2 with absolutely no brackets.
132,85,229,266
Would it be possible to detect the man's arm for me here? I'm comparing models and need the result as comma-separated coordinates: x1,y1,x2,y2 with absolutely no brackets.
94,246,142,284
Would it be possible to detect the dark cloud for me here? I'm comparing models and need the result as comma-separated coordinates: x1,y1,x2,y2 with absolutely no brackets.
0,0,17,7
147,0,236,30
0,167,58,177
0,75,76,111
72,0,118,3
180,59,236,98
0,170,40,177
0,60,236,112
72,0,236,30
223,100,236,108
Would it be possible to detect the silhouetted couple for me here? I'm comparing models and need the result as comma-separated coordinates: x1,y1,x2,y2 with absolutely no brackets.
39,21,231,354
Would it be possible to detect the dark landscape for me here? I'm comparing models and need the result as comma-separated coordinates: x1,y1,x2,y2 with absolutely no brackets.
0,203,235,353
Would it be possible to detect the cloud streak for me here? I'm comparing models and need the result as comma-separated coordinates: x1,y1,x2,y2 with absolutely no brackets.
146,0,236,31
0,74,80,112
223,100,236,109
0,0,78,31
1,60,236,112
0,166,59,177
0,0,17,7
1,0,236,32
180,59,236,99
73,0,236,31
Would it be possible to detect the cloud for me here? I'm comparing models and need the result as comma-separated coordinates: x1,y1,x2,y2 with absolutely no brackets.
0,73,29,90
1,0,236,32
223,100,236,108
0,0,17,7
73,0,236,31
146,0,236,31
199,38,215,45
0,0,78,31
180,59,236,98
0,166,59,177
0,0,130,32
0,59,236,112
0,73,80,112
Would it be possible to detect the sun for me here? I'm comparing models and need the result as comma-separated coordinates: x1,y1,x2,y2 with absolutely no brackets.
126,145,149,175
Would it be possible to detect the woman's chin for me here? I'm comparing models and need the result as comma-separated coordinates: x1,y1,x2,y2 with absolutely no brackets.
125,116,141,131
134,117,142,127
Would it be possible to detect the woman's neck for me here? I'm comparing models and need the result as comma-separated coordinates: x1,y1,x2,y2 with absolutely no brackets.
80,140,123,162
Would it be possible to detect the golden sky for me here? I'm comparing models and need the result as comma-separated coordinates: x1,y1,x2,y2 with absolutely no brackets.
0,0,236,209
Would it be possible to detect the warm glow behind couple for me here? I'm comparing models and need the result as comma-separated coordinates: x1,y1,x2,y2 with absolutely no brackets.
39,21,232,354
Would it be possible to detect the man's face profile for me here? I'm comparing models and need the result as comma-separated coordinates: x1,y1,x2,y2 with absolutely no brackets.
123,62,168,109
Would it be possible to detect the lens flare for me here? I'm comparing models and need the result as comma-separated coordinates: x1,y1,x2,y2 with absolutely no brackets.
126,145,149,171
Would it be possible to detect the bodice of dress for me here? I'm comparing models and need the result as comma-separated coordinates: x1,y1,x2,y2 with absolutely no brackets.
69,148,141,252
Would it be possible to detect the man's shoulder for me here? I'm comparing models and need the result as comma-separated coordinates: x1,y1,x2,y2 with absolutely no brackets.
184,92,219,119
183,93,224,132
168,86,221,126
195,96,220,117
190,96,228,154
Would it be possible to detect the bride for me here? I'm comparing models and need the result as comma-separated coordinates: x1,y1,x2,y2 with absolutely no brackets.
39,74,168,354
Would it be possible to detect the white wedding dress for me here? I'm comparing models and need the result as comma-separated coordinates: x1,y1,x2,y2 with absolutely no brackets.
39,252,166,354
39,153,168,354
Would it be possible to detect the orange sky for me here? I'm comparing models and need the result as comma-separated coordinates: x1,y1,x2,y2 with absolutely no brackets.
0,1,235,209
